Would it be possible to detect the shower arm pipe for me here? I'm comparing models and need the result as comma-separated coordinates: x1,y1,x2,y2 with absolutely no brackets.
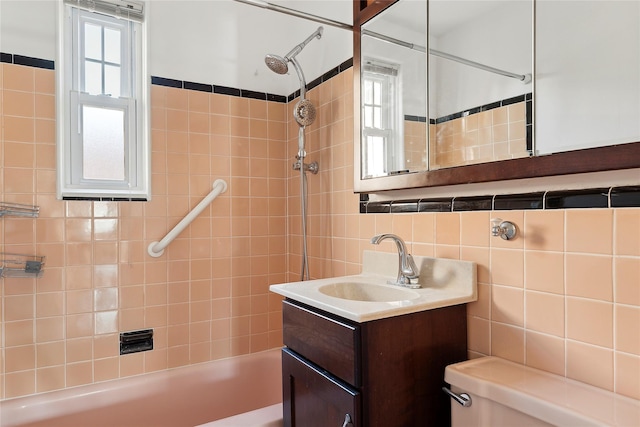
233,0,352,31
362,30,532,83
290,57,307,101
147,179,228,258
285,27,323,60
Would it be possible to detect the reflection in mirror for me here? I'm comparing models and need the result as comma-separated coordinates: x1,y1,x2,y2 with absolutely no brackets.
360,0,427,179
429,0,533,170
359,0,533,180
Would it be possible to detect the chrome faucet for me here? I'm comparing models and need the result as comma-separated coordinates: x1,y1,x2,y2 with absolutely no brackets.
370,233,420,288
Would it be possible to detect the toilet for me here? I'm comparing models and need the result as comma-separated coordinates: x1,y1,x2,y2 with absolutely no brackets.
444,357,640,426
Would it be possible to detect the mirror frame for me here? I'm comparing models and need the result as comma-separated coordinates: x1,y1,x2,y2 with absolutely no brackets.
353,0,640,193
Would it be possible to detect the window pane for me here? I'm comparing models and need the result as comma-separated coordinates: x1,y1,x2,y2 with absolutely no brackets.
82,105,125,181
373,106,381,129
373,81,382,104
84,61,102,94
84,23,102,61
104,65,121,97
365,135,386,176
364,80,372,104
104,27,121,64
364,106,373,128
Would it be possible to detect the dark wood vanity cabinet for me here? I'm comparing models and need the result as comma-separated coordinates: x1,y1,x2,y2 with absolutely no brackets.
281,299,468,427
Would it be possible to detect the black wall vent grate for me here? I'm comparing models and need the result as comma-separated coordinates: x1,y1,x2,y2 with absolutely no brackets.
120,329,153,355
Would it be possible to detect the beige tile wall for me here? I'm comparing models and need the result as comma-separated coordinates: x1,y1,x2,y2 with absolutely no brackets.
403,120,427,172
2,61,639,404
431,102,529,169
0,63,287,398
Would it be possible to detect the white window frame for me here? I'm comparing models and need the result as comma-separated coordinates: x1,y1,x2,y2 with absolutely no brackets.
57,0,150,200
361,59,404,178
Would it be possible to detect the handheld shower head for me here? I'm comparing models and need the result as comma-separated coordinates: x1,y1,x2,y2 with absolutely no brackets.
294,99,316,127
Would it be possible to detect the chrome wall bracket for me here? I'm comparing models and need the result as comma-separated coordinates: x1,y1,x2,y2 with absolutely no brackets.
491,218,517,240
293,160,319,174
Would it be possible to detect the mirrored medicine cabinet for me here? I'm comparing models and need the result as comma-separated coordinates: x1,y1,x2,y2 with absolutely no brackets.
353,0,640,192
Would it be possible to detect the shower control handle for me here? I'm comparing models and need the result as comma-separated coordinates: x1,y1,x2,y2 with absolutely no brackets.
293,160,319,174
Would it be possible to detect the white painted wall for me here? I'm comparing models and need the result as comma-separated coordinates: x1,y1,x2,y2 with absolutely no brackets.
0,0,353,96
0,0,57,61
535,0,640,154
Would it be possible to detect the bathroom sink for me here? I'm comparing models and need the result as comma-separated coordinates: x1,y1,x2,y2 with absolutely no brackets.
318,282,420,302
270,250,477,322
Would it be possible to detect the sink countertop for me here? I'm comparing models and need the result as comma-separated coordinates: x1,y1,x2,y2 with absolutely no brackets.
269,250,477,322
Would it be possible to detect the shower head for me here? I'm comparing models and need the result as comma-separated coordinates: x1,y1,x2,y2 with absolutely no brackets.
294,99,316,127
265,54,289,74
264,26,323,76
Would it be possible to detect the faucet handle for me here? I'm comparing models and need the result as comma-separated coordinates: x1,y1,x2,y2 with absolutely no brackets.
402,254,419,278
397,254,420,288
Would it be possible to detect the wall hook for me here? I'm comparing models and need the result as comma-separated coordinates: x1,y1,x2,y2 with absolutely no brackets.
491,218,517,240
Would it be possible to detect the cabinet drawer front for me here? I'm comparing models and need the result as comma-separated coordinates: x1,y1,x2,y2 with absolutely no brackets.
283,300,360,386
282,348,360,427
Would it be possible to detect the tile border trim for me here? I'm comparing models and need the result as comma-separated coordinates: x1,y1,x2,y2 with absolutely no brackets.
152,57,353,104
0,52,55,70
434,93,532,125
0,51,352,104
359,186,640,213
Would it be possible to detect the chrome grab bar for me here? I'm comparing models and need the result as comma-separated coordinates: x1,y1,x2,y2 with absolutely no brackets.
442,386,472,407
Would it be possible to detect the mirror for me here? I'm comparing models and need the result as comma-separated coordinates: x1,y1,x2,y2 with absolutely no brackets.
359,0,532,180
354,0,640,192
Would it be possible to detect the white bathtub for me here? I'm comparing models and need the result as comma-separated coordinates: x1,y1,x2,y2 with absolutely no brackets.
0,349,282,427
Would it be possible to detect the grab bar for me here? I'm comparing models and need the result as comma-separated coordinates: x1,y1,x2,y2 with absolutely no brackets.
147,179,228,257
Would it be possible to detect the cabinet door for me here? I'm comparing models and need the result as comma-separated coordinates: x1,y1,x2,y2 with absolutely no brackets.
282,348,360,427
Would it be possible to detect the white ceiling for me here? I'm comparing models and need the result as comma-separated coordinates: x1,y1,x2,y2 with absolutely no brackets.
148,0,354,97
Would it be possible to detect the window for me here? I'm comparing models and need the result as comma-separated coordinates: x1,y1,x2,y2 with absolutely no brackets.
57,0,149,199
361,59,403,178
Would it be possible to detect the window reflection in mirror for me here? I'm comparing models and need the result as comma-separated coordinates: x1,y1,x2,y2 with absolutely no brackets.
362,59,402,178
360,0,427,179
429,0,533,170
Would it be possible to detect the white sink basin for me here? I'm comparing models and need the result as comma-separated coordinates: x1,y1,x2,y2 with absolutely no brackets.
269,250,477,322
318,282,420,302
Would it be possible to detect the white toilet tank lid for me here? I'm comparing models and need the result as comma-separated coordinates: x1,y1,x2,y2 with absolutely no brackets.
445,357,640,427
